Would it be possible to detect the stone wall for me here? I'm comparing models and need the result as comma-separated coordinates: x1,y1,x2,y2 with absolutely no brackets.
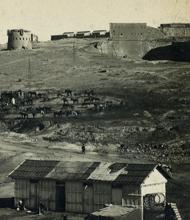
160,23,190,38
7,29,32,50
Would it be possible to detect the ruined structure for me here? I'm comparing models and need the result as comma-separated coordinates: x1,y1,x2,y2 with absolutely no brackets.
7,29,34,50
100,23,190,60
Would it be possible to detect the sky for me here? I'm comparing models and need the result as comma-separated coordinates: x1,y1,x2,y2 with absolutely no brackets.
0,0,190,43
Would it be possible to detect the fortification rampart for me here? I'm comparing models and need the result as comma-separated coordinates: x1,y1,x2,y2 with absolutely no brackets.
7,29,33,50
160,23,190,38
100,23,190,59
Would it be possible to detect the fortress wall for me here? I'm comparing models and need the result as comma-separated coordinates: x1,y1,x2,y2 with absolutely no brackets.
161,27,190,38
99,39,172,59
7,30,32,50
110,23,166,41
101,23,176,59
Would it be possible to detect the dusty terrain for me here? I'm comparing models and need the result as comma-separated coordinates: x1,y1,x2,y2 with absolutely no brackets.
0,39,190,219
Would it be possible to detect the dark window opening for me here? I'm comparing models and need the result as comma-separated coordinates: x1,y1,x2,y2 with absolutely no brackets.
30,179,38,184
83,182,93,187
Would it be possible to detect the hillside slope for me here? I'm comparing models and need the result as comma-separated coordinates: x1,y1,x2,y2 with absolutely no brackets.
0,39,190,219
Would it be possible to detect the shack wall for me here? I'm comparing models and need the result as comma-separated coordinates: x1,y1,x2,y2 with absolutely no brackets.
111,187,122,205
93,182,112,211
122,185,141,207
141,169,167,196
65,181,83,213
15,179,30,208
38,180,56,210
84,184,94,213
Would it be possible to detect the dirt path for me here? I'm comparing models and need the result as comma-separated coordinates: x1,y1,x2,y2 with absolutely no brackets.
0,58,27,67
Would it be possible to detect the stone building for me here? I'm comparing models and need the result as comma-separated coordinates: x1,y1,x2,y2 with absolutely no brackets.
101,22,190,59
159,23,190,38
7,29,34,50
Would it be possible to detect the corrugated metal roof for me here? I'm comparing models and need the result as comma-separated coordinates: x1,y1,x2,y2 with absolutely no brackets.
87,162,129,182
91,205,137,217
9,160,59,179
76,31,91,34
92,30,107,33
115,164,156,184
9,160,159,184
46,161,100,181
63,32,74,34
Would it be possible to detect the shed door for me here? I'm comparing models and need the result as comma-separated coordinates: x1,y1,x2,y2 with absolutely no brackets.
112,188,122,205
56,184,65,211
30,182,38,210
84,184,93,213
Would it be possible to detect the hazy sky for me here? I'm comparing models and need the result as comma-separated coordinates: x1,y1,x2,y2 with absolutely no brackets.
0,0,189,43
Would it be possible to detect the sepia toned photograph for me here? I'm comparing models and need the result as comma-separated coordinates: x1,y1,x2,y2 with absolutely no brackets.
0,0,189,219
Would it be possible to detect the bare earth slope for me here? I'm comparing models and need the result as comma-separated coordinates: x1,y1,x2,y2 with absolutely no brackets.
0,39,190,219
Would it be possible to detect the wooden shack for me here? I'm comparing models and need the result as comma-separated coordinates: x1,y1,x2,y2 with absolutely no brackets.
9,160,168,218
63,32,75,38
51,35,64,41
76,31,91,38
92,30,108,38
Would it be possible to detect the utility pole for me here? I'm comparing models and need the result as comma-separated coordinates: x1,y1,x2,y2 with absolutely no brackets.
27,56,31,89
73,40,76,67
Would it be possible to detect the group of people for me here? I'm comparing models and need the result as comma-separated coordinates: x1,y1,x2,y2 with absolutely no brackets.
16,200,69,219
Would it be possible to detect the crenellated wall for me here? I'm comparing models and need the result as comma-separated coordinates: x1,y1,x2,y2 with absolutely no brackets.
7,29,33,50
160,23,190,38
110,23,166,41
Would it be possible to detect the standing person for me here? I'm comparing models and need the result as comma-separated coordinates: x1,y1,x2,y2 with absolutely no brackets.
82,143,86,154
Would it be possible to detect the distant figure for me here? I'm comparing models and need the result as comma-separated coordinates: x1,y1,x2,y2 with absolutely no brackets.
11,97,16,105
41,110,45,117
82,144,86,154
120,144,125,152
